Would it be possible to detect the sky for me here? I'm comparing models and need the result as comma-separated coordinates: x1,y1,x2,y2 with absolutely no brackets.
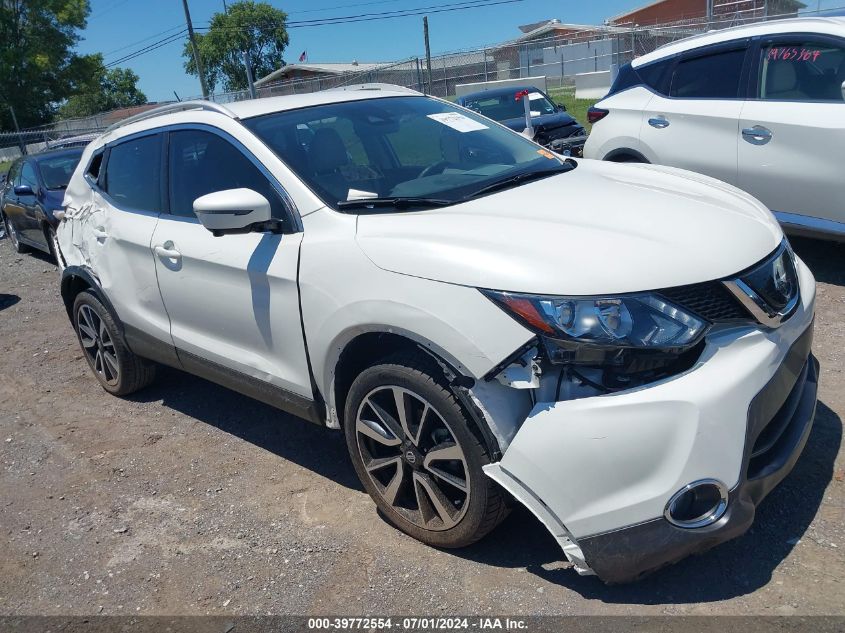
77,0,845,103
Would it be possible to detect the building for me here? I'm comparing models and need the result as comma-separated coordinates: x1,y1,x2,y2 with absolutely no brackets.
255,61,387,87
607,0,806,26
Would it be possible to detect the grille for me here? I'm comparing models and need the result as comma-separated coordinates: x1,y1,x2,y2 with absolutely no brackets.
657,281,751,323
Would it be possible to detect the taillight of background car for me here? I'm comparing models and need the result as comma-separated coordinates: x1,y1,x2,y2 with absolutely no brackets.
587,107,610,124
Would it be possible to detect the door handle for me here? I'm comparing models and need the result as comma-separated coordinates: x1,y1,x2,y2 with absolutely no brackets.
154,242,182,260
742,126,772,144
648,116,670,129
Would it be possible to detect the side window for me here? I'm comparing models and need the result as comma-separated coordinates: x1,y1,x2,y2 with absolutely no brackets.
103,134,162,212
759,40,845,101
638,58,674,94
7,161,22,188
670,48,746,98
167,129,284,219
86,151,104,182
21,163,38,190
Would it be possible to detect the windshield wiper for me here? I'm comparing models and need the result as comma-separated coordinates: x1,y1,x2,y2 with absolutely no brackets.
462,165,574,201
336,196,454,211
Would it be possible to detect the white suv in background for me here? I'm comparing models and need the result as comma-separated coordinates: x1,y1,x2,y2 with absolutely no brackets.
58,89,817,583
584,17,845,242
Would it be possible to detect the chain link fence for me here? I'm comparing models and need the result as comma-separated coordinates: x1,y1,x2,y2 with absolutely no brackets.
0,2,839,158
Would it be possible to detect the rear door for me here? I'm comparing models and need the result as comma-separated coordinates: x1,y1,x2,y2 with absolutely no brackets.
738,34,845,229
639,43,750,185
86,132,172,347
2,161,22,233
151,126,312,400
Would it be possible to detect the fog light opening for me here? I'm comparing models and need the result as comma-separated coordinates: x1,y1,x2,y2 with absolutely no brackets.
664,479,728,529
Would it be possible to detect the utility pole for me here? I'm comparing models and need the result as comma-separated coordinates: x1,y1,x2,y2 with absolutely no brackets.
423,16,433,95
182,0,209,99
243,50,257,99
8,105,26,155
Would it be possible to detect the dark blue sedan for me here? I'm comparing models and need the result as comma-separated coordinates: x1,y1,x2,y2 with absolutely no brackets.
1,148,83,268
455,86,587,156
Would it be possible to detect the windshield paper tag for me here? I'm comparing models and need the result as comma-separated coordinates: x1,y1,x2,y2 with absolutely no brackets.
427,112,488,133
347,189,378,201
528,92,544,101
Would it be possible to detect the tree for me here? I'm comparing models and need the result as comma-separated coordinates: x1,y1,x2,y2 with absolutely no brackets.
0,0,92,128
59,56,147,119
183,1,289,94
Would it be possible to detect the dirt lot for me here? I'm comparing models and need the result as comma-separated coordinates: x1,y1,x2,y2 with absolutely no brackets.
0,235,843,616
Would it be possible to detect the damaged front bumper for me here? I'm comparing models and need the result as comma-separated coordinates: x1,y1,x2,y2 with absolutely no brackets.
483,261,817,583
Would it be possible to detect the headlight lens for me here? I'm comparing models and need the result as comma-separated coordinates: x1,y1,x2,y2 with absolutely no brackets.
482,290,707,349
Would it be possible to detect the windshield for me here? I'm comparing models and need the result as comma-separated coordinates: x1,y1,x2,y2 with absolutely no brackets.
37,151,83,190
462,90,558,121
243,95,568,210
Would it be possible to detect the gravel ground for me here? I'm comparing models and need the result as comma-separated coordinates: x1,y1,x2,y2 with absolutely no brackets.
0,235,843,616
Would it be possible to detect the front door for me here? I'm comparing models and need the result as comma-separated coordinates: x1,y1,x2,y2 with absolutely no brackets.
639,45,748,186
151,127,312,400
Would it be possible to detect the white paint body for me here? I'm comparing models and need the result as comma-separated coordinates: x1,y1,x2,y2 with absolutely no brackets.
58,88,816,574
584,16,845,240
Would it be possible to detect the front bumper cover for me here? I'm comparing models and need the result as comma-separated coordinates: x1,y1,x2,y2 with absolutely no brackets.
578,325,818,583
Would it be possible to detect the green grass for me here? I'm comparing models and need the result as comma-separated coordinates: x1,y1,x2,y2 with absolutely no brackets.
547,87,598,132
0,159,13,175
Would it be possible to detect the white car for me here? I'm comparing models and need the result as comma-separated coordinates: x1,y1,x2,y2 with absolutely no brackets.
57,88,818,583
584,17,845,242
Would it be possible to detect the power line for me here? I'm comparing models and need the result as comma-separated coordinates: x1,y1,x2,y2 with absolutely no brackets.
103,23,186,58
198,0,528,29
102,0,528,69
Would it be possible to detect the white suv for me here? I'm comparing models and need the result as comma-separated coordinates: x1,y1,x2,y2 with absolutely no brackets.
584,17,845,242
58,88,818,583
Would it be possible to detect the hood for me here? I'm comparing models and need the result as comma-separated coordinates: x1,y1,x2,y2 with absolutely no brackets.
355,160,783,296
501,111,579,133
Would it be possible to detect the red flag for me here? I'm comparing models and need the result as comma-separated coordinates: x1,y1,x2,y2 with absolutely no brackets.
514,89,529,101
299,50,307,62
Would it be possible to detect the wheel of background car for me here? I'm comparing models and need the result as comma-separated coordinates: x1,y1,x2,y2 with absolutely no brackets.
46,225,65,271
2,212,28,254
343,352,508,548
72,290,156,396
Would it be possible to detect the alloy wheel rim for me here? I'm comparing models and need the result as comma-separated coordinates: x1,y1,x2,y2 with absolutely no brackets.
76,305,120,386
355,385,470,531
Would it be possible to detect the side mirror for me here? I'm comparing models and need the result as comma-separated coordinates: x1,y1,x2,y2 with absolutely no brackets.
557,104,567,112
193,188,279,237
14,184,34,196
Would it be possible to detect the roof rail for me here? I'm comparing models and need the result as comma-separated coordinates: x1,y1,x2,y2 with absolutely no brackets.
103,100,238,135
327,83,421,95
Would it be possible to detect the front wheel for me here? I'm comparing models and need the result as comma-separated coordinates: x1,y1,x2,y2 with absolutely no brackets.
2,211,27,253
344,354,508,548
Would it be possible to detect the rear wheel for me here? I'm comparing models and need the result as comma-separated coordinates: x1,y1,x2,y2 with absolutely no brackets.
72,290,156,396
2,212,27,253
344,354,507,548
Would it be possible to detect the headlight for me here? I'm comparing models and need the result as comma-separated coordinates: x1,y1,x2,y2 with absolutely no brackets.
482,290,708,349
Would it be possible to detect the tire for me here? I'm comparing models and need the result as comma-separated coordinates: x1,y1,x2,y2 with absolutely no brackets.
72,290,156,396
45,225,65,271
344,353,508,548
2,211,28,253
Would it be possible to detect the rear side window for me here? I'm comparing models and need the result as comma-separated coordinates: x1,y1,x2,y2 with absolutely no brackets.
103,134,162,212
759,40,845,101
607,59,674,96
167,129,284,219
670,49,746,98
